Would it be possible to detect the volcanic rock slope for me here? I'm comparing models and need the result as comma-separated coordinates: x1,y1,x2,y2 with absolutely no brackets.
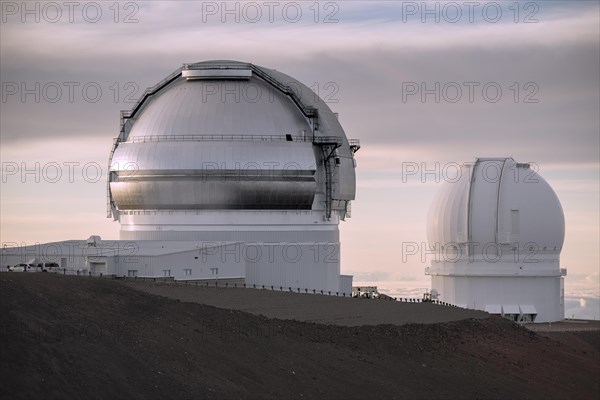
1,273,598,400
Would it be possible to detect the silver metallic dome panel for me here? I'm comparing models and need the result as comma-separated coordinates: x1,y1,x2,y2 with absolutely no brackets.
110,141,317,210
127,79,312,138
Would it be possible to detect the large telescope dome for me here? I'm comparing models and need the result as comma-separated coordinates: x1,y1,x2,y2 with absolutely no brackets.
107,60,359,243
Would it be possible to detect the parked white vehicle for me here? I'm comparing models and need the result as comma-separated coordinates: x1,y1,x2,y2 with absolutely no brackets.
39,262,60,272
7,263,36,272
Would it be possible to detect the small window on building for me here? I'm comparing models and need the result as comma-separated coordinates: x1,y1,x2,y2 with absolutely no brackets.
128,270,138,277
511,209,520,234
184,269,192,276
163,269,171,277
210,267,219,275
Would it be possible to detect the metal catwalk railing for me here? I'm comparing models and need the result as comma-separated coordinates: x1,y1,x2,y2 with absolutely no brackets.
125,134,346,145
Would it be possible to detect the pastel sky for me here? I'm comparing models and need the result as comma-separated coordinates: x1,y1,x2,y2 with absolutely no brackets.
1,1,598,304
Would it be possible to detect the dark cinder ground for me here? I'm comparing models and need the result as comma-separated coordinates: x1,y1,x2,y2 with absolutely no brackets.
1,273,598,400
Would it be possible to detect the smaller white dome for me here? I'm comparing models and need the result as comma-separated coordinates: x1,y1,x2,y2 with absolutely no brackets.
427,158,565,256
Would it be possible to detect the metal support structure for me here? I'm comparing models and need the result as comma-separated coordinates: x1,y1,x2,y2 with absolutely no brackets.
313,137,343,220
349,139,361,154
106,138,121,219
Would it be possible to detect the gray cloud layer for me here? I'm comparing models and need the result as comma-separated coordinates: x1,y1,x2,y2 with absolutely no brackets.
1,1,598,167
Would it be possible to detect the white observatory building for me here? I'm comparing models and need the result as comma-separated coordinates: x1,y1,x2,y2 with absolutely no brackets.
2,60,359,295
106,60,359,293
426,158,566,323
